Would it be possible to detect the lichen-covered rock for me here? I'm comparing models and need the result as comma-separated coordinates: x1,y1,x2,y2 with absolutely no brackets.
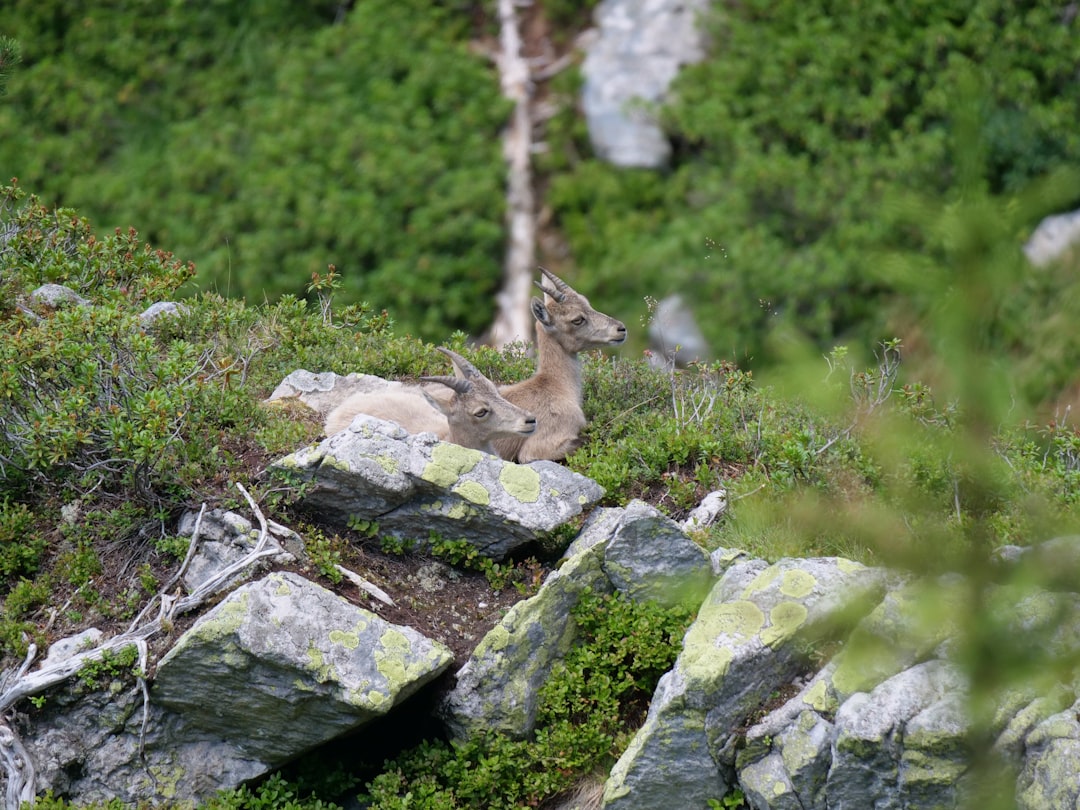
602,499,714,609
602,557,886,810
272,414,604,559
153,571,453,762
826,660,969,810
1016,696,1080,809
21,683,268,806
441,524,614,740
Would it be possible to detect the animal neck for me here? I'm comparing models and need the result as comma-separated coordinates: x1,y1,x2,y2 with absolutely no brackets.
535,326,583,400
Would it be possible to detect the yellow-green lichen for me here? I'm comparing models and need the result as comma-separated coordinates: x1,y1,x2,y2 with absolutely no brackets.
374,454,399,475
779,569,816,599
422,444,483,487
453,480,491,505
743,565,782,596
272,574,292,597
837,558,865,574
479,623,511,655
499,463,541,502
681,600,765,679
761,601,809,647
803,678,833,712
329,628,361,650
446,501,475,520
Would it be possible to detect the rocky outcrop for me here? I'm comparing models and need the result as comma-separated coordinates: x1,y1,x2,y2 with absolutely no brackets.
20,571,452,806
11,444,1080,809
272,414,604,560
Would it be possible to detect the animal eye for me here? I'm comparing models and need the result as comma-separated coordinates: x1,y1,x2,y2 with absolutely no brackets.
571,316,586,326
474,408,489,418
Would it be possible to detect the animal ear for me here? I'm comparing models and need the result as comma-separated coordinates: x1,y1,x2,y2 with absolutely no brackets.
420,386,453,416
531,297,554,329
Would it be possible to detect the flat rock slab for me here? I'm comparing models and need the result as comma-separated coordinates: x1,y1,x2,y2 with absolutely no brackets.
271,414,605,559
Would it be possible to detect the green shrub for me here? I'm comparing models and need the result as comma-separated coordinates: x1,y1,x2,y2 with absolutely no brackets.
359,590,691,809
1,0,509,342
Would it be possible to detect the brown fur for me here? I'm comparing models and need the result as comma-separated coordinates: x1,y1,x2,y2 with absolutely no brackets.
324,348,536,455
493,268,626,463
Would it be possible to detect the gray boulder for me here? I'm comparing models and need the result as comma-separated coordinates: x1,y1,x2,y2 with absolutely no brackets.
441,514,614,740
30,283,89,309
1024,208,1080,267
581,0,711,168
602,557,887,809
24,571,452,805
272,414,604,559
176,507,301,593
602,499,713,609
265,369,398,419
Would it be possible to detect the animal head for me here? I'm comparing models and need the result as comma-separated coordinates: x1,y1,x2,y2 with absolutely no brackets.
421,347,537,447
530,267,627,354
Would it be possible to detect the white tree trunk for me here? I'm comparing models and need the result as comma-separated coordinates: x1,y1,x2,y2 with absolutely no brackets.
489,0,537,349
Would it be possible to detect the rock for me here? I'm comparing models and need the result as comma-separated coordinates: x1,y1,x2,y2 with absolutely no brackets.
152,571,454,763
581,0,711,168
176,507,300,594
648,294,711,368
272,414,604,560
265,369,399,418
138,301,188,326
1024,208,1080,267
602,499,714,609
40,629,104,669
602,557,886,809
441,522,614,740
825,660,968,809
1016,697,1080,809
30,283,89,309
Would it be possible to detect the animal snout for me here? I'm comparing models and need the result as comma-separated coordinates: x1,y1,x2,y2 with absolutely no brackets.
610,323,628,344
520,415,538,435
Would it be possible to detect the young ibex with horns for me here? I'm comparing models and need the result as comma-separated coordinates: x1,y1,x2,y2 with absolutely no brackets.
492,267,626,463
324,347,536,456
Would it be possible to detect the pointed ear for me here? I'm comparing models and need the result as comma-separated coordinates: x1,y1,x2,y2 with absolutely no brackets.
531,297,554,330
422,388,452,416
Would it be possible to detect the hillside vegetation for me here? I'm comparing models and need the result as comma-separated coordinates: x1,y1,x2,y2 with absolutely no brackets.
3,1,1080,807
2,1,1079,395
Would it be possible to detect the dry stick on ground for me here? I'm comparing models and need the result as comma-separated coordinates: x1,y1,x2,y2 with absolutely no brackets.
0,483,280,809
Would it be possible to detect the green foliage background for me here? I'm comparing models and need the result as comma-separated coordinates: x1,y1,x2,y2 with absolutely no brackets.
0,0,509,339
3,1,1080,386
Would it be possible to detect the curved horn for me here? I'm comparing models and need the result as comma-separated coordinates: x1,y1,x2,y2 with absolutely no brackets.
534,266,569,303
436,346,482,380
420,375,472,395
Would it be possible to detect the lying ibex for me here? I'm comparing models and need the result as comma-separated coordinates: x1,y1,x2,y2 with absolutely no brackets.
324,347,536,456
493,267,626,463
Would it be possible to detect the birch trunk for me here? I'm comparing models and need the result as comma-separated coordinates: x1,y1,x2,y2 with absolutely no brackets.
489,0,536,348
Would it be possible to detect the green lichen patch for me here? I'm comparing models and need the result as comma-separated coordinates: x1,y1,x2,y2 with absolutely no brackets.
743,565,782,597
453,480,491,505
499,463,541,503
761,601,809,648
329,628,361,650
802,678,835,713
422,443,483,487
374,453,399,475
681,600,765,679
779,569,817,599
